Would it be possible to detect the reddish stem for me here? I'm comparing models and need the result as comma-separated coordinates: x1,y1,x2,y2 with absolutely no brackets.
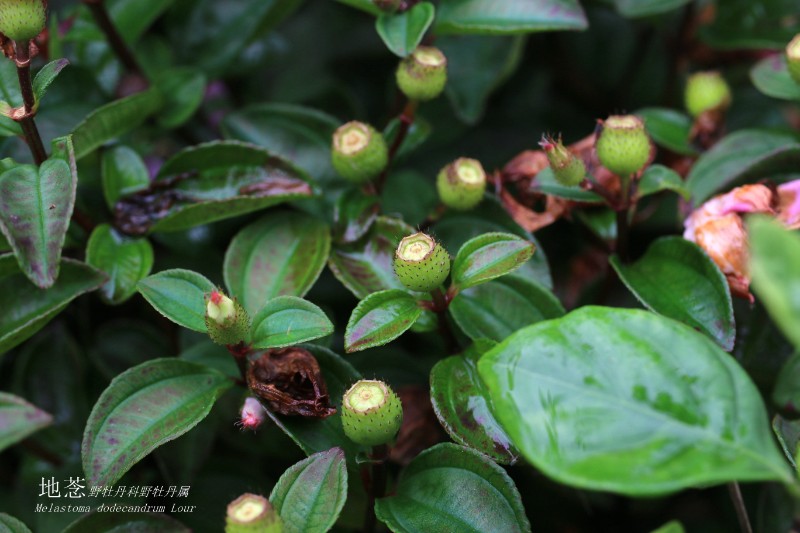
376,99,418,193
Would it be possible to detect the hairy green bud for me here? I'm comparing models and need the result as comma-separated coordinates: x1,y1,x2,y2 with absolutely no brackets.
393,232,450,292
437,157,487,211
0,0,46,41
331,121,388,184
787,34,800,85
396,46,447,102
539,135,586,186
684,71,732,117
595,115,651,177
341,380,403,447
225,493,283,533
205,290,250,346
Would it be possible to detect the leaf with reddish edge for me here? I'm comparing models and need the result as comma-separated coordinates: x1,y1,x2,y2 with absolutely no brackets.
82,358,232,487
451,232,535,291
0,392,53,453
344,289,422,353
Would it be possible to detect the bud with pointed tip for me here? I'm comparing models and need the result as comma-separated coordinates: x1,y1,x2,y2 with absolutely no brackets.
684,71,732,117
396,46,447,102
331,121,388,184
787,34,800,85
539,135,586,186
205,290,250,346
595,115,651,177
225,493,282,533
393,232,450,292
238,397,266,431
437,158,486,211
342,380,403,447
0,0,46,42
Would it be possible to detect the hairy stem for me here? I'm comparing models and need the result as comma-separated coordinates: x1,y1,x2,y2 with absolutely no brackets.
727,482,752,533
226,342,252,379
13,40,47,165
430,287,459,354
614,174,634,262
376,99,418,192
362,444,388,533
83,0,145,77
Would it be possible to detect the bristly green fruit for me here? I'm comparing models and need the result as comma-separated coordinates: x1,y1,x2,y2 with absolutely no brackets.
331,121,388,184
539,135,586,186
393,232,450,292
595,115,651,177
0,0,46,41
396,46,447,102
341,380,403,447
205,290,250,346
684,71,732,117
437,157,487,211
787,34,800,85
225,493,283,533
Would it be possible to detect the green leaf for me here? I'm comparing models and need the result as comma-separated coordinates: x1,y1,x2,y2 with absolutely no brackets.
62,512,189,533
430,343,519,463
531,166,602,202
270,447,348,533
32,59,69,106
650,521,685,533
637,165,690,200
137,269,216,332
101,145,150,209
0,256,105,356
224,211,331,315
383,118,433,163
82,358,232,487
435,0,587,35
751,54,800,102
0,392,52,453
251,296,334,349
638,107,697,156
375,443,531,533
610,237,735,350
345,289,422,353
375,2,435,57
333,187,379,244
451,232,535,291
154,67,207,128
749,217,800,350
0,513,32,533
329,216,414,299
0,136,77,288
72,88,163,160
336,0,381,15
613,0,690,18
686,130,800,206
478,307,793,495
449,275,564,342
773,414,800,470
86,224,154,305
699,0,799,50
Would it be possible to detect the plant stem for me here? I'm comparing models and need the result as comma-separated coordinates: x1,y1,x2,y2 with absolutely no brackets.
727,482,753,533
430,287,458,354
83,0,145,77
376,99,418,192
226,342,252,379
362,444,388,533
12,40,47,165
614,174,633,262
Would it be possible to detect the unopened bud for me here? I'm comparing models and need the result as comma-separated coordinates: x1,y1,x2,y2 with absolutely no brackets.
787,34,800,85
396,46,447,102
393,232,450,292
238,397,266,431
684,71,732,117
0,0,46,41
539,135,586,186
342,380,403,447
595,115,651,177
225,493,282,533
331,121,388,184
437,158,487,211
205,290,250,346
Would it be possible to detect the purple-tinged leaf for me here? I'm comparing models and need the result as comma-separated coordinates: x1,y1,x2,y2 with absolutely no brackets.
0,392,53,453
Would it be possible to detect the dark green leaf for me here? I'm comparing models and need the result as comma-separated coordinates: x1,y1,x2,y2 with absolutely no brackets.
334,188,379,244
0,513,32,533
0,136,76,288
329,216,414,299
101,145,150,209
451,232,535,291
774,353,800,413
376,2,435,57
650,521,685,533
155,67,207,128
751,55,800,102
68,0,179,44
336,0,381,15
430,343,519,463
699,0,799,50
383,117,433,163
532,167,602,202
137,269,216,332
86,224,154,305
344,289,421,352
270,447,348,533
251,296,334,349
614,0,690,18
375,443,531,533
0,392,52,453
32,59,69,105
82,358,232,487
62,512,189,533
72,88,163,160
0,256,105,356
637,165,690,200
449,275,564,342
478,307,792,495
435,0,587,34
749,217,800,350
638,107,697,156
610,237,735,350
686,130,800,205
224,211,330,315
773,415,800,470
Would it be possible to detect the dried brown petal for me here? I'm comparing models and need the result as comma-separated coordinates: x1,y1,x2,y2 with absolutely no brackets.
499,187,570,233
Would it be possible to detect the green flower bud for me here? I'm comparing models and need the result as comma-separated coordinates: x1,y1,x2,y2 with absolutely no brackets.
437,157,487,211
341,380,403,447
373,0,401,12
225,493,283,533
205,290,250,346
595,115,651,177
539,135,586,186
0,0,46,41
393,232,450,292
396,46,447,102
684,71,732,117
331,121,388,184
787,34,800,85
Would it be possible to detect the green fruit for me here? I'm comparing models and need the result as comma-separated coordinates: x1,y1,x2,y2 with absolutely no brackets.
331,121,388,183
595,115,651,177
341,380,403,447
393,232,450,292
437,157,486,211
0,0,46,41
225,493,283,533
684,71,732,117
787,34,800,85
396,46,447,102
205,290,250,346
539,135,586,186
